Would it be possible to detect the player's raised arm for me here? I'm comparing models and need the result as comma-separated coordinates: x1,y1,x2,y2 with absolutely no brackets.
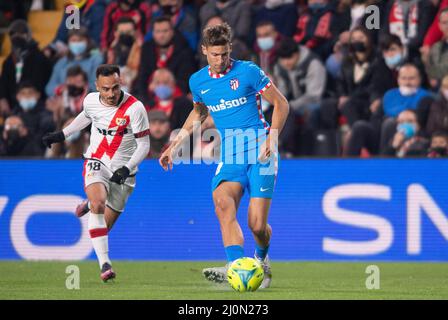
159,101,209,171
259,82,289,161
42,110,92,148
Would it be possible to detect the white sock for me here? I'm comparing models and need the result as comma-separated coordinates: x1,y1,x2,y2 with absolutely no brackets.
88,212,111,269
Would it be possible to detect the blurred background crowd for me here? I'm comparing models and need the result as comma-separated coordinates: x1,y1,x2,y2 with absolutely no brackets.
0,0,447,159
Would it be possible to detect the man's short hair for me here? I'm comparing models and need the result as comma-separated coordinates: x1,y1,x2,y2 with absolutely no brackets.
256,20,275,30
66,65,88,82
68,26,89,39
399,63,421,78
96,64,121,78
8,19,31,37
116,16,137,30
16,81,38,93
277,37,299,58
379,33,403,51
432,131,448,140
152,15,173,29
202,22,232,47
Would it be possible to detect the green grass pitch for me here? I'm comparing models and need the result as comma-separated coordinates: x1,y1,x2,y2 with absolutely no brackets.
0,261,447,299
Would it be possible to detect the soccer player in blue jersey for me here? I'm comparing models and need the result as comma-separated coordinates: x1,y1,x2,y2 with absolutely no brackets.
159,23,289,288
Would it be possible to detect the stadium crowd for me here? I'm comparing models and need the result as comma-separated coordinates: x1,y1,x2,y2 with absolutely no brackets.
0,0,448,159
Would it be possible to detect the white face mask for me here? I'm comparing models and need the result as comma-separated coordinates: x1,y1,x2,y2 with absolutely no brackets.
399,86,418,96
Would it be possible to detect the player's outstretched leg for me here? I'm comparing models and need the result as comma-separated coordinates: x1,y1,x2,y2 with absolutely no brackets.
203,182,244,283
248,198,273,289
85,183,115,282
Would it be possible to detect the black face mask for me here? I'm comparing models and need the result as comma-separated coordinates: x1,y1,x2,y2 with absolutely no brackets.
118,33,135,47
429,147,447,156
5,129,26,154
67,85,85,97
11,35,29,56
350,41,368,53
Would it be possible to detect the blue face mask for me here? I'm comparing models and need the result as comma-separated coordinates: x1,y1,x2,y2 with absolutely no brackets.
154,85,173,100
397,122,417,139
385,53,403,69
257,37,275,51
69,41,87,56
19,98,37,111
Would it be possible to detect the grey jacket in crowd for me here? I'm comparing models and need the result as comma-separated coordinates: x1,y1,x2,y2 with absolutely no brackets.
273,45,327,114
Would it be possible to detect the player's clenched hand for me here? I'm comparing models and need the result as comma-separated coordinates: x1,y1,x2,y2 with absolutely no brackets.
258,135,277,163
42,131,65,148
159,147,174,171
110,166,130,184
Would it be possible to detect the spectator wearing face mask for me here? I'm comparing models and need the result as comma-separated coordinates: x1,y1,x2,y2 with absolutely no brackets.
101,0,152,51
345,63,433,156
319,27,392,130
12,82,55,151
380,0,436,61
45,27,103,97
383,109,429,157
144,0,199,51
49,0,108,58
144,68,192,130
253,20,284,76
426,74,448,137
135,16,196,98
0,115,43,157
427,131,448,157
425,8,448,89
46,65,90,129
106,16,143,92
147,110,171,159
0,20,52,116
379,33,429,88
253,0,298,37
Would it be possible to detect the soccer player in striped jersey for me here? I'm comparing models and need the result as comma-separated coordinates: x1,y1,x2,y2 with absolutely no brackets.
42,64,150,282
159,23,289,288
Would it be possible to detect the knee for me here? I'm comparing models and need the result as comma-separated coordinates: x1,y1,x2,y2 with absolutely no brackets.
214,197,235,221
352,120,370,134
90,199,106,214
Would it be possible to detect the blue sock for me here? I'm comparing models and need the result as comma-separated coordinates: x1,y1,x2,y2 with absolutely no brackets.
255,244,269,260
225,245,244,262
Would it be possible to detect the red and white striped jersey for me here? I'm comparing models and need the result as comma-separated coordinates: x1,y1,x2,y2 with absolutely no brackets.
83,92,149,174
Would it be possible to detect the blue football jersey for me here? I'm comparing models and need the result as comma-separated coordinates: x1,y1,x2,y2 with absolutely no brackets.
189,60,272,162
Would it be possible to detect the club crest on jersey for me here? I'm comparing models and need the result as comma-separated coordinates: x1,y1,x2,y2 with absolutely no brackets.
115,117,127,126
230,78,239,91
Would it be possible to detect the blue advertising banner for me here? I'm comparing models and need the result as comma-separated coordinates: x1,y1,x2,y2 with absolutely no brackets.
0,159,447,261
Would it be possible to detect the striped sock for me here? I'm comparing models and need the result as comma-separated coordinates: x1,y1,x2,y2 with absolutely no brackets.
88,212,110,269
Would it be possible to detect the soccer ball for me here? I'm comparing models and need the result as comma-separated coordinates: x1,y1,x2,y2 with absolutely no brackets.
227,257,264,292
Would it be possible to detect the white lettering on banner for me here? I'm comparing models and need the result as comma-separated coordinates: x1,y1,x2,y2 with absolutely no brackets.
322,184,394,255
407,184,448,255
10,195,92,260
0,196,8,216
